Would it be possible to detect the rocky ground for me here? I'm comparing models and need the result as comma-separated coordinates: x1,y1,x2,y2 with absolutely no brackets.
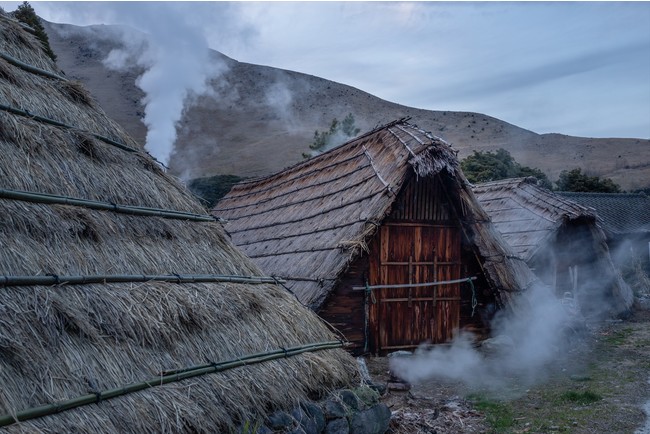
366,308,650,434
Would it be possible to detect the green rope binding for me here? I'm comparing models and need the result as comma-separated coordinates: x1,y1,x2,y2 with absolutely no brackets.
468,277,477,317
0,340,345,428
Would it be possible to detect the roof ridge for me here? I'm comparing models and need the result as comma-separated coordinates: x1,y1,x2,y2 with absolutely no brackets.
558,191,648,198
233,118,424,187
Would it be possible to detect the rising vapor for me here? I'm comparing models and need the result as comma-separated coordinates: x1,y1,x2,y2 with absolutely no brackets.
390,282,590,392
42,2,255,167
100,3,222,166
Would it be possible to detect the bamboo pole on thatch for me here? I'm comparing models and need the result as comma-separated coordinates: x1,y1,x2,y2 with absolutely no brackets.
0,340,345,428
0,17,357,432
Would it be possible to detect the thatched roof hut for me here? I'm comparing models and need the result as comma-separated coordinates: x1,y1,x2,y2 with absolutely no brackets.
0,15,355,432
473,178,633,317
214,120,536,354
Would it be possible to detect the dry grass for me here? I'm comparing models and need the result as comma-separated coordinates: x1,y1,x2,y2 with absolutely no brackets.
0,57,21,86
61,80,96,107
0,113,198,211
0,17,357,432
0,19,50,71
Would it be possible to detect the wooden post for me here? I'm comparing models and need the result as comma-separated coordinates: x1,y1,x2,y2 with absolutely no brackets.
408,255,413,308
433,254,438,306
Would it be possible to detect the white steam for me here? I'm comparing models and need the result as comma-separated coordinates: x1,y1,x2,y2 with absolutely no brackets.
390,283,580,391
101,6,222,166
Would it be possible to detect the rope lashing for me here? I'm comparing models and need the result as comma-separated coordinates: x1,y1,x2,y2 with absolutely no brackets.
46,273,60,285
366,281,377,304
352,276,477,291
468,277,478,318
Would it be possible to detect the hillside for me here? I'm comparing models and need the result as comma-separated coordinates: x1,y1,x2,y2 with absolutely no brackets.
45,21,650,191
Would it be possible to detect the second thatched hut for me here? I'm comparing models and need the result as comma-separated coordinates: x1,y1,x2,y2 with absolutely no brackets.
473,177,633,318
214,120,537,355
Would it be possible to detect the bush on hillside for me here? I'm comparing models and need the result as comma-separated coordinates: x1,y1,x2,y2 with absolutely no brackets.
460,149,552,188
306,113,361,158
555,168,621,193
13,1,57,62
187,174,246,209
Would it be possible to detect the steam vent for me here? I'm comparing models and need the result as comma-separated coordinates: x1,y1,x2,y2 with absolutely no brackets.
0,13,356,432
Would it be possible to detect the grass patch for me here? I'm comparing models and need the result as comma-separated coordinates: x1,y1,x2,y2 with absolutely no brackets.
604,327,633,346
570,375,592,382
560,390,602,405
469,394,515,432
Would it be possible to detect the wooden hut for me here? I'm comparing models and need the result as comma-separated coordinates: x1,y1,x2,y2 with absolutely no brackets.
473,178,633,317
214,120,536,355
0,14,355,432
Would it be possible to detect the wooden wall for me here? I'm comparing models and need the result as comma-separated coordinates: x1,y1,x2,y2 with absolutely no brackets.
318,255,369,355
320,173,494,354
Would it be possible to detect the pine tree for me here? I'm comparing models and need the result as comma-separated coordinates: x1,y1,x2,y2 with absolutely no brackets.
308,113,360,155
14,1,57,62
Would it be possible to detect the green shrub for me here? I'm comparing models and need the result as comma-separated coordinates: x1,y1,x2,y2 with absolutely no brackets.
187,174,245,209
560,390,602,404
13,1,57,62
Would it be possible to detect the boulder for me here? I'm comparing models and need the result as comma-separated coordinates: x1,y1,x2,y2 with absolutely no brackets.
301,401,326,432
338,390,360,411
267,410,295,431
323,399,347,419
292,406,319,434
325,418,350,434
349,404,391,434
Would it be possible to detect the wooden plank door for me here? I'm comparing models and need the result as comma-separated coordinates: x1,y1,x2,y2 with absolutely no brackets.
370,222,461,353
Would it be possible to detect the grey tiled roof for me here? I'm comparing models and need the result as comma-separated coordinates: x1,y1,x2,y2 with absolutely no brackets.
557,192,650,235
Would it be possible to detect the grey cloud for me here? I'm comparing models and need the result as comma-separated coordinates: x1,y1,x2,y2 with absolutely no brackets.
429,39,650,102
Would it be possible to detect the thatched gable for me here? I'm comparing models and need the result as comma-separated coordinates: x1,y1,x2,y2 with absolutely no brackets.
0,16,355,432
215,121,536,313
473,178,598,261
473,177,633,315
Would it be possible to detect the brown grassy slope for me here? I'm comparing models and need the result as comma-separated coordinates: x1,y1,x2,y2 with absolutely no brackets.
45,21,650,190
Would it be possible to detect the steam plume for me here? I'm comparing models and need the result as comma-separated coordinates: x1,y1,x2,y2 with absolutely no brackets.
100,4,221,166
390,283,584,392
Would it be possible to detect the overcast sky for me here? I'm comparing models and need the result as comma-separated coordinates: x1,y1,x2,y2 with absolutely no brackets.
3,1,650,139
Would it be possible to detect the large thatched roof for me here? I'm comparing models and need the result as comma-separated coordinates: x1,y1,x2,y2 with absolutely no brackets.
214,120,536,311
0,14,355,432
473,177,633,313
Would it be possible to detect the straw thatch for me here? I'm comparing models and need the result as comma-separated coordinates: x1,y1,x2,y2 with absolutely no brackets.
473,177,633,314
214,120,536,311
0,15,355,432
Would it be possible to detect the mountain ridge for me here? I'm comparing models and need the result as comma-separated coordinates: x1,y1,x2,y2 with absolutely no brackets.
44,21,650,190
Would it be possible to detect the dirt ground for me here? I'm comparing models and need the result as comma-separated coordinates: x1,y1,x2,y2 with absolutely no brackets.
365,308,650,434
